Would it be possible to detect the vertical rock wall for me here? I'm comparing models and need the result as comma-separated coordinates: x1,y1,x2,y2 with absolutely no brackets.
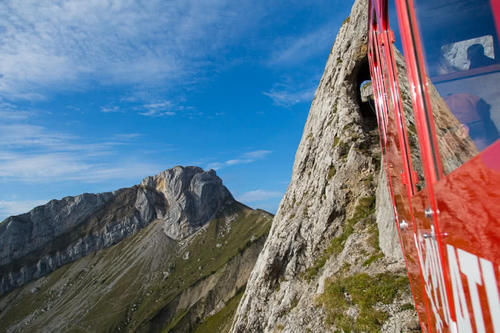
231,0,419,331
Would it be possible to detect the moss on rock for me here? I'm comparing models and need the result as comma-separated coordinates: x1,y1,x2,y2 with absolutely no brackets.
317,272,410,332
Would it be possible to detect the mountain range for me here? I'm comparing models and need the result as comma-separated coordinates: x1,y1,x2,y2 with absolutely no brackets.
0,166,272,332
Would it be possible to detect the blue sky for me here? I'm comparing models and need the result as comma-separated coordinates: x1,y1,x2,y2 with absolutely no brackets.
0,0,352,220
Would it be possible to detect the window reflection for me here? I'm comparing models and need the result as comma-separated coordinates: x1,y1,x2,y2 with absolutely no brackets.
444,94,499,150
413,0,500,174
389,2,426,191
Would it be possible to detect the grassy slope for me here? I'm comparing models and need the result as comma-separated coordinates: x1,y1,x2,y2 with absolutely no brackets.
0,203,272,333
192,288,245,333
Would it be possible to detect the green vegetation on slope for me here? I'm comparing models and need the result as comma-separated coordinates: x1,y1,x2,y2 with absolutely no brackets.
0,203,272,333
192,288,244,333
318,272,409,333
303,196,376,281
139,206,271,332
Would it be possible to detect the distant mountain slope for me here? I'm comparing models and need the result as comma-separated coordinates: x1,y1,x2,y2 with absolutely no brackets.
0,166,233,295
0,166,273,332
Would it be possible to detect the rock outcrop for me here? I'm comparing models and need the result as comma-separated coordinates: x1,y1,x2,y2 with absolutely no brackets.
231,0,419,331
0,166,234,296
0,166,273,332
141,167,233,240
0,203,272,333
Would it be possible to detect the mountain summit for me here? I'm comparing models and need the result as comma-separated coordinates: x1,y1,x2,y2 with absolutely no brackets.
0,166,272,332
140,166,234,240
1,166,237,296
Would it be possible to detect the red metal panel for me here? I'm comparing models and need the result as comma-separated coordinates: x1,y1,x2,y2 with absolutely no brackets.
368,2,435,331
394,0,444,184
390,1,454,330
491,0,500,40
433,141,500,332
368,0,500,332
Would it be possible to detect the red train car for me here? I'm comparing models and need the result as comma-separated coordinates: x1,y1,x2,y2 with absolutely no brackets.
367,0,500,332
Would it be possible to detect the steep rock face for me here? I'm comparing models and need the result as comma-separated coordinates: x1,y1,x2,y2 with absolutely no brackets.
231,0,418,332
0,202,273,333
0,166,234,296
141,167,234,240
0,192,114,266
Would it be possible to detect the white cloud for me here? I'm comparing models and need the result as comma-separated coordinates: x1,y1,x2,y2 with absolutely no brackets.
0,0,266,100
225,159,249,166
136,100,179,117
243,150,272,159
0,100,33,119
139,110,176,117
263,87,315,107
0,118,162,183
101,106,121,113
207,150,272,170
0,153,91,180
0,150,162,183
0,110,32,120
0,124,76,148
207,162,224,170
113,133,141,140
262,23,332,108
144,102,173,110
0,200,48,219
268,24,334,66
237,190,283,203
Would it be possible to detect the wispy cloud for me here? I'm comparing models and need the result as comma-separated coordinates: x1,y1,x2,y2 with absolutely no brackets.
0,144,161,183
262,22,333,108
263,87,315,107
139,100,176,117
0,111,161,183
0,110,32,120
0,0,266,100
0,200,49,220
0,100,33,119
140,110,176,117
113,133,141,140
268,23,334,66
243,150,271,159
144,102,173,110
237,189,283,203
0,124,75,148
101,106,122,113
207,150,272,170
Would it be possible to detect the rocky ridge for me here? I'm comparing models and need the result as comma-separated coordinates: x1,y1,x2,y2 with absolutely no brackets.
0,201,272,332
230,0,419,331
0,166,234,296
0,166,273,332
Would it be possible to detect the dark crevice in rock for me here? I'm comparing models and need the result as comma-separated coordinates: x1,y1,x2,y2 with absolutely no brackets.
231,0,417,331
352,55,378,132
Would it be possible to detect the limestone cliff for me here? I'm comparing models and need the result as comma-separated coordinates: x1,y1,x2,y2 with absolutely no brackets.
0,166,233,295
231,0,419,331
0,166,273,332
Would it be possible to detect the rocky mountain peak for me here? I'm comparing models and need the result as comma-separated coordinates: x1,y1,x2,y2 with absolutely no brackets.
0,165,235,296
141,166,234,240
0,165,272,332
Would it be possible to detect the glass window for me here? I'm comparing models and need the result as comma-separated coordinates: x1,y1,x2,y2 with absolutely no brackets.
440,35,495,74
388,1,426,192
413,0,500,174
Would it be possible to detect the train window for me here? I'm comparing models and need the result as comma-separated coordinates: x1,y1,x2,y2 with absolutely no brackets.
413,0,500,174
388,1,426,191
438,35,495,74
